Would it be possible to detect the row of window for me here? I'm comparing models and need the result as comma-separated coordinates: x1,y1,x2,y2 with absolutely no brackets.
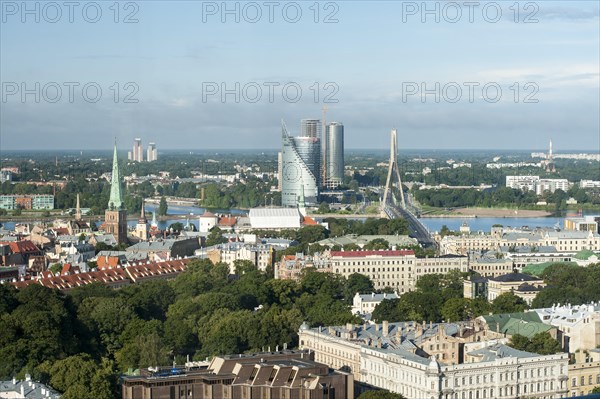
571,374,600,387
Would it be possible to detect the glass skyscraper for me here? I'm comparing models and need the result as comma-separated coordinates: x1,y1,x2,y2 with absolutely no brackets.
325,122,344,189
281,121,321,206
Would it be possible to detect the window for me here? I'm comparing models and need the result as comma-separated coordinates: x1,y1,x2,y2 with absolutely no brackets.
250,367,259,381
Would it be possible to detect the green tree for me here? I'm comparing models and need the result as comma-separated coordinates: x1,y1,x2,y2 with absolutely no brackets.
206,226,228,247
357,390,407,399
372,299,403,323
317,201,330,213
168,222,184,232
363,238,390,250
441,298,473,322
491,292,528,313
234,259,256,275
38,354,118,399
157,196,168,216
48,263,62,275
344,273,375,302
508,332,561,355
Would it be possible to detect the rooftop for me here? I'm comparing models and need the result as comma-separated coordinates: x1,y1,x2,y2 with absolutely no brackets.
330,249,415,258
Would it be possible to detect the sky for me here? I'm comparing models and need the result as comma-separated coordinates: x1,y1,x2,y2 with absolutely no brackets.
1,0,599,151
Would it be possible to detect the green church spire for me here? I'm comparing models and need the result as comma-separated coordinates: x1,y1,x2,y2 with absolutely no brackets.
108,141,123,210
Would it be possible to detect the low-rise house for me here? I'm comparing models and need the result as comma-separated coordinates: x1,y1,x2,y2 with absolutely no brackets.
318,234,418,250
0,240,42,266
487,272,546,305
95,250,149,269
568,348,600,397
89,233,118,248
533,302,600,352
122,350,353,399
299,320,568,399
478,312,558,340
126,238,200,261
0,375,61,398
352,292,399,316
275,252,331,280
469,256,514,277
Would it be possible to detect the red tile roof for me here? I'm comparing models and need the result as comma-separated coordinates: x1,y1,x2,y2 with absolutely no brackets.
330,249,415,257
53,228,70,236
11,258,194,291
97,256,121,269
125,258,191,283
302,216,319,226
0,240,40,254
218,216,237,227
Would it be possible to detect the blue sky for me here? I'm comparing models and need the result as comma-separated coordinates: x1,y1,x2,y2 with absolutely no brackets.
1,0,599,150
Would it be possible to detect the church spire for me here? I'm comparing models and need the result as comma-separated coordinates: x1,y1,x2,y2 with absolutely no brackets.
75,193,81,220
140,199,146,221
108,141,123,210
151,210,158,228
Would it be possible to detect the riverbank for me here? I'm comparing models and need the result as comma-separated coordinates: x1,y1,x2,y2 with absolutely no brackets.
421,207,552,218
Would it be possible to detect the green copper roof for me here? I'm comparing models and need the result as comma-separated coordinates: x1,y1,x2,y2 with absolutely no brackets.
108,142,123,210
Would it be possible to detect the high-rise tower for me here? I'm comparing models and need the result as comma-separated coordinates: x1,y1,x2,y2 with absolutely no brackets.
545,139,556,172
381,129,406,212
147,142,157,162
104,142,128,244
300,119,321,139
281,121,320,207
325,122,344,189
132,138,143,162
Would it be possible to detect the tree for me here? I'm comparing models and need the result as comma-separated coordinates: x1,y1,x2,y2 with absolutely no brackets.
157,196,168,216
357,390,407,399
317,201,330,213
234,259,256,275
441,298,473,322
344,273,375,302
48,263,62,275
38,354,118,399
372,299,403,323
508,332,561,355
591,386,600,394
168,222,184,232
206,226,227,247
363,238,390,250
491,292,528,313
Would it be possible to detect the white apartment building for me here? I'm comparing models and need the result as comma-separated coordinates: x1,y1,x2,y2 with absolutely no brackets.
533,302,600,352
330,250,468,293
299,322,569,399
580,180,600,188
540,230,600,252
536,179,570,195
506,175,540,191
439,233,499,256
351,292,399,315
506,176,571,194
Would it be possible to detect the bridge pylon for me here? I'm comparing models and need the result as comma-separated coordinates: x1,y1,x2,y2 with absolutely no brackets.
381,128,407,213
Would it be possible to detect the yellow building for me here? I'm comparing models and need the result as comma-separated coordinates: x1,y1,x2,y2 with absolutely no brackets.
568,350,600,397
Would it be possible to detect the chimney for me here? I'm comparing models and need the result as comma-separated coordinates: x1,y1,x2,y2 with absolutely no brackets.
374,323,379,332
382,320,389,337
